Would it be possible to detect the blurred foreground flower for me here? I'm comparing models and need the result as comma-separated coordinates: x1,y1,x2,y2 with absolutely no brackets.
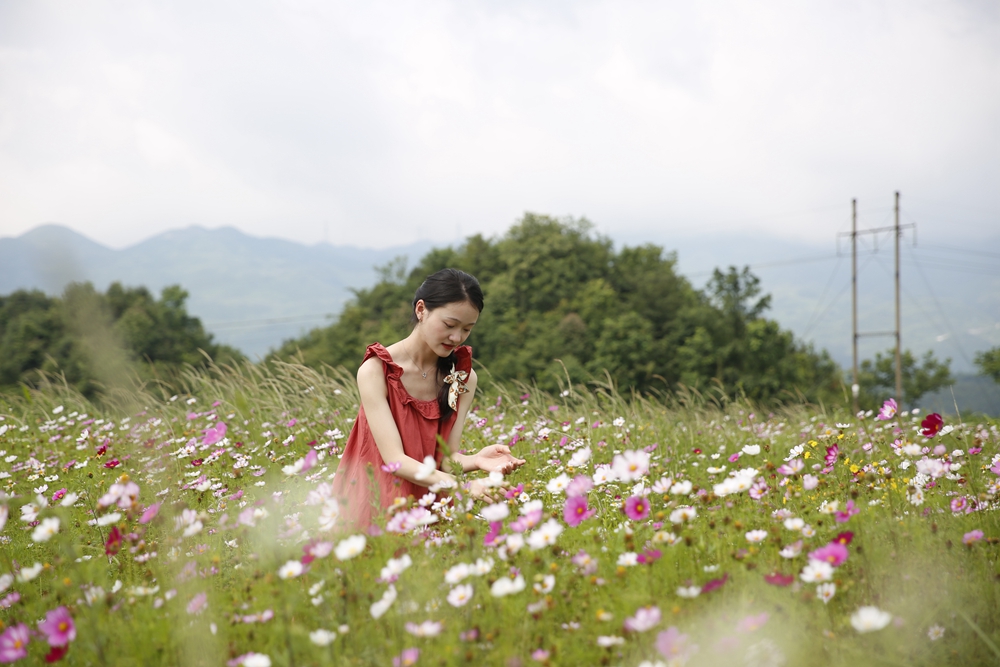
850,606,892,633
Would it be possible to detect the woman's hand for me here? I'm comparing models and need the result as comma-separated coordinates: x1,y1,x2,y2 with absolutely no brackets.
471,445,526,475
467,478,505,503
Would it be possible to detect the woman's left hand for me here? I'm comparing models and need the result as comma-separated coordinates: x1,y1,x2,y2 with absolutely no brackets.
472,445,526,475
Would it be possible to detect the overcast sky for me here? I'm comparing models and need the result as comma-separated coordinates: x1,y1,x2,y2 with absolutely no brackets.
1,0,998,250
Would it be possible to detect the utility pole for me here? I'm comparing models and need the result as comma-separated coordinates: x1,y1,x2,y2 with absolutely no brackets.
894,191,903,401
838,194,914,407
851,199,859,413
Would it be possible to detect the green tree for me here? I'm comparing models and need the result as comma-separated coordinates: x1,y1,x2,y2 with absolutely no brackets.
974,347,1000,383
273,213,843,405
858,348,953,407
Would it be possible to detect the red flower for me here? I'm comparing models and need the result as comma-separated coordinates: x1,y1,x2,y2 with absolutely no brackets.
45,645,68,663
191,459,204,467
834,531,854,545
105,526,123,556
921,413,944,438
764,572,794,586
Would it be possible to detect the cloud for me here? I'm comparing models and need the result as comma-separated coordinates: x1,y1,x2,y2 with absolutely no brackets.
0,0,998,249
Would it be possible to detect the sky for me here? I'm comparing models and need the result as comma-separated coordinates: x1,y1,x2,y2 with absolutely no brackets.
1,0,999,251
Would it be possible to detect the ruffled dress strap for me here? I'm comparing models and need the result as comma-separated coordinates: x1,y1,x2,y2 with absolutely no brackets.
363,342,403,381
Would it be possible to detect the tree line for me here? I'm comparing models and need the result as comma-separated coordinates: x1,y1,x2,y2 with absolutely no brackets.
3,214,990,408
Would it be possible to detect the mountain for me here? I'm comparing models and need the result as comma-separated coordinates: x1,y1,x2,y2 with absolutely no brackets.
2,223,998,391
0,224,433,358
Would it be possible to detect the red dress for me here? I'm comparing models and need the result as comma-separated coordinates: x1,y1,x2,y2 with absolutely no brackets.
333,342,473,528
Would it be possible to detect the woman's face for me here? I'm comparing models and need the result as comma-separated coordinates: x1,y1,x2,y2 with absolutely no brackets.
415,299,480,356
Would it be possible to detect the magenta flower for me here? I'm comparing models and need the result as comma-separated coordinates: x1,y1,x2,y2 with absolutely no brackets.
876,398,897,421
835,500,860,523
809,542,849,567
764,572,794,587
835,531,854,545
105,525,123,556
484,521,503,546
392,647,419,667
38,606,76,647
702,573,729,594
0,623,30,662
824,444,839,467
564,496,595,528
951,497,968,513
202,422,227,446
963,530,984,545
636,548,662,565
656,626,697,662
920,413,944,437
623,496,650,521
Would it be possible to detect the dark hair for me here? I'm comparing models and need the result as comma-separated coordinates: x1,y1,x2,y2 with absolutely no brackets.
412,268,484,419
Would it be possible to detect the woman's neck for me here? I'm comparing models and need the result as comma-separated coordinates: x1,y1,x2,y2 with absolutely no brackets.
402,332,440,370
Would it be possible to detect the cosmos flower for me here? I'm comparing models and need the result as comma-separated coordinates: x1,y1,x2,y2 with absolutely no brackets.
816,582,836,604
876,399,897,421
309,629,337,646
0,624,30,662
850,606,893,633
447,584,474,607
335,535,366,560
564,495,595,527
920,413,944,438
38,606,76,647
32,516,60,542
623,495,651,521
800,560,834,583
624,606,661,632
611,450,650,482
745,530,768,544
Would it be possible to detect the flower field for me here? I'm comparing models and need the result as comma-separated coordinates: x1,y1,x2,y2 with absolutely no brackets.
0,362,998,666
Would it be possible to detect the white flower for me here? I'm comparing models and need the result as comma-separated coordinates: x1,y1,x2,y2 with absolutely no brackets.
490,575,525,597
800,560,834,583
850,606,893,633
242,653,272,667
32,516,60,542
818,500,840,515
617,552,639,567
816,582,836,604
380,554,413,581
568,447,591,468
927,625,945,641
96,512,122,527
742,444,761,456
676,586,701,598
17,562,44,582
405,620,443,637
613,417,626,427
670,480,693,495
370,585,397,619
597,635,624,647
309,629,337,646
592,466,615,485
533,574,555,594
444,563,471,585
652,477,673,494
60,492,79,507
546,473,571,494
278,560,304,579
334,534,366,561
504,534,525,555
783,517,805,531
414,456,437,481
611,450,650,482
481,503,509,522
0,573,13,593
526,518,564,550
745,530,768,544
780,541,803,559
669,506,697,524
472,557,494,576
447,584,474,607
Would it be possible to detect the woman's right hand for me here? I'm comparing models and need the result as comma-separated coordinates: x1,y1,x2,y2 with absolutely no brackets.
467,478,505,503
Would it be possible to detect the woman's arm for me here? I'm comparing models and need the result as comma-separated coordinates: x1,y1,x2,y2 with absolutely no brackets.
447,369,526,475
357,358,456,489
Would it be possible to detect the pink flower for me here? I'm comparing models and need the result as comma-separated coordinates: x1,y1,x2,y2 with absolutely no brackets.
963,530,984,545
876,398,897,421
736,612,769,633
623,496,650,521
0,623,30,662
51,488,67,503
565,475,593,498
802,474,820,490
484,521,503,546
505,484,525,500
381,462,402,473
624,606,661,632
301,449,319,473
951,497,968,514
187,592,208,615
572,550,598,575
393,648,419,667
824,444,839,467
636,548,662,565
139,503,161,524
0,592,21,609
564,496,595,528
202,422,227,446
809,542,849,567
531,648,550,661
835,500,860,523
920,413,944,437
777,459,804,476
38,606,76,647
656,626,697,661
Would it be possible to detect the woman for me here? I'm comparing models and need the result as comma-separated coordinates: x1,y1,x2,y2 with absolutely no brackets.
333,268,525,527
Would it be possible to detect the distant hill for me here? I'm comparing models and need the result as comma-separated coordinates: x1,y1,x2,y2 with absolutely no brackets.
0,224,433,358
2,222,998,398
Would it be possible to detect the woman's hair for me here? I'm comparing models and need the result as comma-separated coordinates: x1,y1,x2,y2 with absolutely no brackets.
412,268,484,419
